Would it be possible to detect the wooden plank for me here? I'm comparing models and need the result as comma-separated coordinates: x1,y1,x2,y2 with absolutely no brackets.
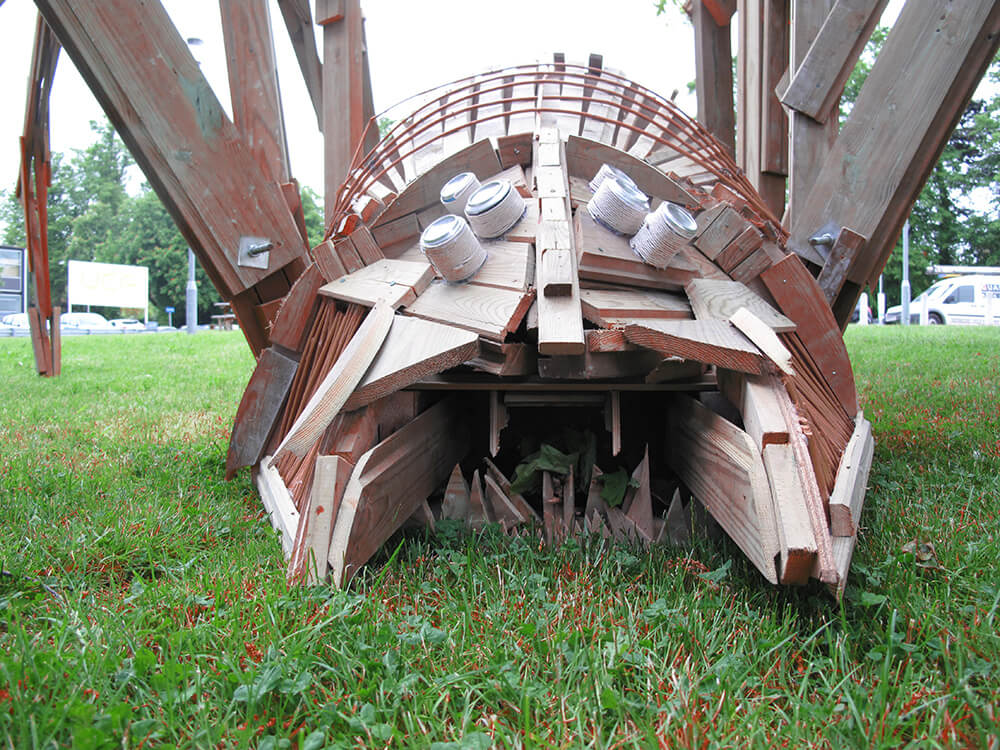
226,347,298,478
716,225,765,272
276,0,323,127
256,457,300,557
762,443,818,584
816,227,867,304
269,263,324,351
219,0,290,184
371,213,420,251
49,308,61,377
720,371,791,451
685,278,795,332
692,0,736,157
319,277,415,309
760,254,858,414
694,206,750,260
313,239,347,281
624,319,768,375
349,225,385,265
625,447,654,541
565,135,697,207
275,302,395,459
34,0,309,299
488,390,508,457
829,413,873,536
471,241,533,292
780,0,889,124
575,208,699,291
466,341,536,376
27,307,52,376
737,0,763,193
730,307,795,375
345,316,478,410
586,328,635,352
328,398,469,586
760,0,789,177
320,0,364,223
497,132,533,168
784,0,839,244
537,349,664,380
375,140,502,226
729,247,774,283
300,455,350,583
405,280,533,342
581,288,691,326
667,394,778,583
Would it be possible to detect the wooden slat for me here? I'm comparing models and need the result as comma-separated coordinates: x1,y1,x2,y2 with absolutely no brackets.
692,0,736,157
581,288,691,326
829,413,873,536
815,227,867,305
685,278,795,332
276,0,323,127
780,0,889,124
299,455,351,583
624,319,768,375
694,206,750,260
328,397,469,586
404,281,534,341
716,225,765,272
760,254,858,414
667,394,778,584
470,241,534,292
374,139,501,227
256,456,301,557
269,263,324,352
274,302,395,459
344,316,479,410
34,0,310,299
219,0,290,184
226,347,298,478
762,443,818,584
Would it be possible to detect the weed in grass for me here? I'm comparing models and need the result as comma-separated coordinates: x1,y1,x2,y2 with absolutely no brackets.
0,329,998,747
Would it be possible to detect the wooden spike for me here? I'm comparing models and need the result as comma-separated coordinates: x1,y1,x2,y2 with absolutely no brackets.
625,447,654,542
442,464,471,521
468,469,491,529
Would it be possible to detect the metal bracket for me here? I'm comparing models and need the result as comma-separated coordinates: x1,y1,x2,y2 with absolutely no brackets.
237,236,273,269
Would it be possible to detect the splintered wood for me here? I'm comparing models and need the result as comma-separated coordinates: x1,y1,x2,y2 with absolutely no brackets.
227,67,872,598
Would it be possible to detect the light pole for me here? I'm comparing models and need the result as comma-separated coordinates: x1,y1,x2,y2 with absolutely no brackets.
901,219,911,326
185,37,204,335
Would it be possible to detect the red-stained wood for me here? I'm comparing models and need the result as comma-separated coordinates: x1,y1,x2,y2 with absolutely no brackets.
760,254,858,415
269,263,324,352
692,1,736,158
34,0,309,305
624,319,768,375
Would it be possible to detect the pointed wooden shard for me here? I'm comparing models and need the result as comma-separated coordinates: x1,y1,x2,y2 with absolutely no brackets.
483,458,540,523
665,488,691,546
442,464,470,521
625,447,654,542
484,474,527,532
468,469,491,530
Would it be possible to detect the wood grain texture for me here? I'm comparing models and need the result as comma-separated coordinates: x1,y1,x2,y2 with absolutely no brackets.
256,457,301,558
816,226,867,304
581,288,691,326
328,398,469,586
34,0,310,299
729,307,796,374
269,263,324,352
760,254,858,414
344,316,479,410
624,319,768,374
227,347,298,478
276,0,323,126
275,302,395,459
686,278,795,332
829,413,873,536
780,0,889,124
763,443,818,584
692,0,736,157
299,455,351,584
667,394,778,583
404,280,534,341
694,206,749,260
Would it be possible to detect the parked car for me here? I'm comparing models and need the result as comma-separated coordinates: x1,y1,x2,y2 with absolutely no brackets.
885,275,1000,325
0,312,29,329
108,318,147,331
60,312,114,331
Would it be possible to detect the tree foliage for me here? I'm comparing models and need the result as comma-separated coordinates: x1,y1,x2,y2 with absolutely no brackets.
1,119,325,325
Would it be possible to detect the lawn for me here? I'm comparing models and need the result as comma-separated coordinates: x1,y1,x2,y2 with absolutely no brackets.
1,327,997,748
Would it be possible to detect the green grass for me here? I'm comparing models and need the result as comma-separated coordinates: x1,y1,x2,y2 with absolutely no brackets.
1,328,998,748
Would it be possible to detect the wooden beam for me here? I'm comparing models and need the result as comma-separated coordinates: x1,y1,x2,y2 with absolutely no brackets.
829,413,873,536
692,0,736,158
300,455,351,583
328,398,469,586
759,0,789,217
624,318,769,375
779,0,889,124
789,0,1000,300
226,347,298,478
274,302,394,460
276,0,323,128
685,278,796,332
667,394,779,583
762,442,817,584
34,0,309,303
219,0,291,184
784,0,838,244
815,227,867,305
320,0,365,224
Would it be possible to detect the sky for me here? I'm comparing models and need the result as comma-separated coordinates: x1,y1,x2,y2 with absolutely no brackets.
0,0,704,200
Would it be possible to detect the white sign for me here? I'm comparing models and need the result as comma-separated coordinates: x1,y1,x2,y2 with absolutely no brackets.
68,260,149,309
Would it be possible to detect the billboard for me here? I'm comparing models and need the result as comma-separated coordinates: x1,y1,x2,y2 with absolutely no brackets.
0,246,25,315
67,260,149,309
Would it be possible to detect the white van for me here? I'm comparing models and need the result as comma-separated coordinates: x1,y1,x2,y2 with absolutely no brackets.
885,275,1000,325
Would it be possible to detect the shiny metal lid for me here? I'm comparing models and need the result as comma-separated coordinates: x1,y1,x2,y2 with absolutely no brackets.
440,172,477,203
660,202,697,238
609,177,649,211
420,214,467,248
465,179,511,216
